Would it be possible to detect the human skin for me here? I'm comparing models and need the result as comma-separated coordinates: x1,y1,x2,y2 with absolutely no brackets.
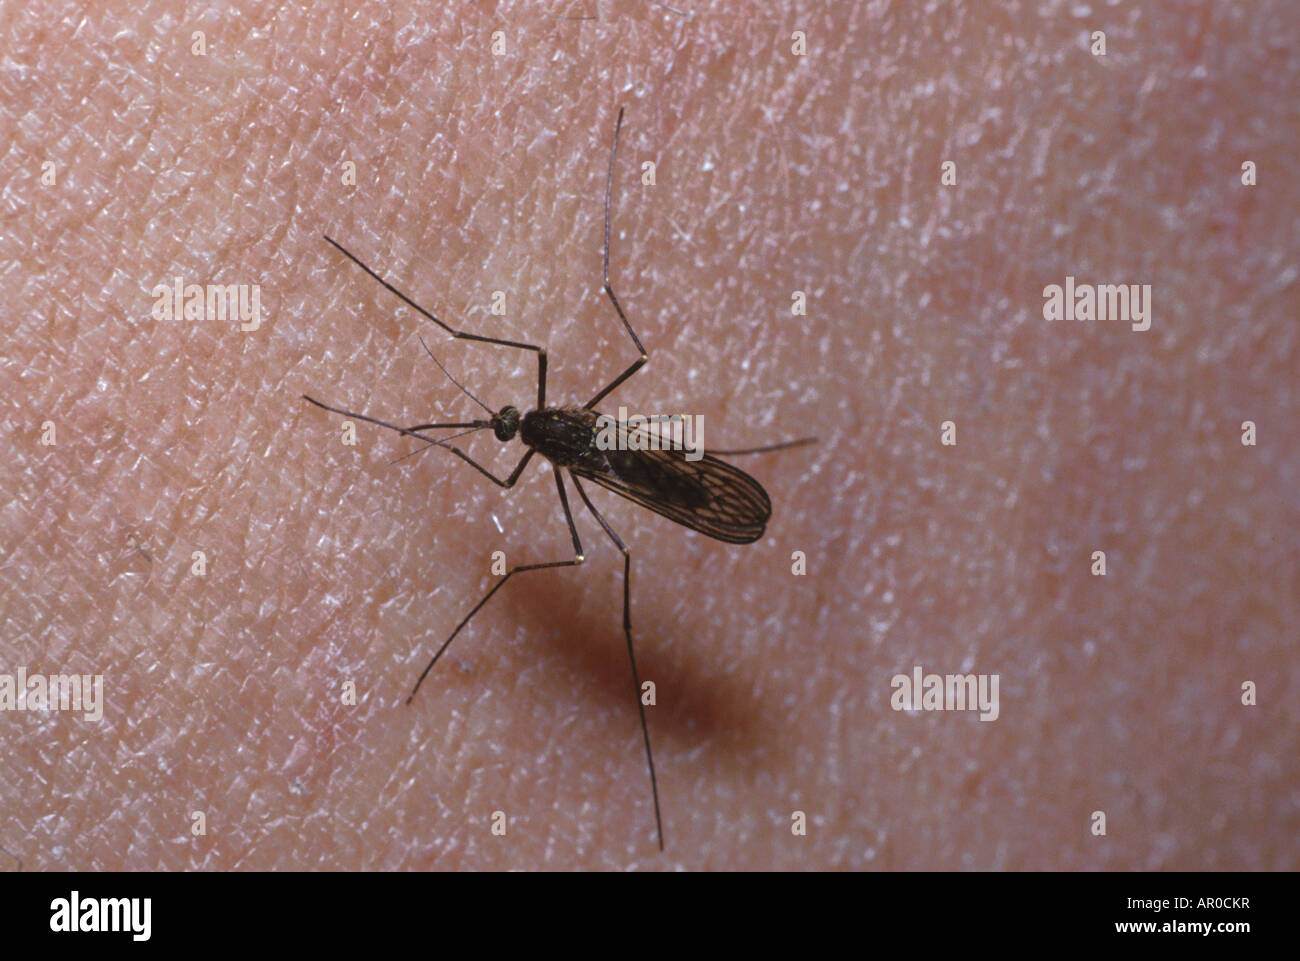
2,1,1296,871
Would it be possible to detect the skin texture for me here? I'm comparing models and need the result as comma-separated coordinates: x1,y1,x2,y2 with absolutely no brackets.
1,1,1296,871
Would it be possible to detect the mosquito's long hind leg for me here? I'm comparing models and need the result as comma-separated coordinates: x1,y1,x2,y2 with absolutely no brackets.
569,474,665,852
586,107,649,411
406,470,583,704
707,437,820,456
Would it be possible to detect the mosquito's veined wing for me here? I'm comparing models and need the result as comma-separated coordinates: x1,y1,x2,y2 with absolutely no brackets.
570,422,772,544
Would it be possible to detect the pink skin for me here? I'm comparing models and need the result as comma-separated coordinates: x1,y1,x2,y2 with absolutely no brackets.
2,3,1295,870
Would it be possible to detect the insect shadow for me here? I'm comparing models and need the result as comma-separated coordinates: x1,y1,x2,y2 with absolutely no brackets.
304,107,814,851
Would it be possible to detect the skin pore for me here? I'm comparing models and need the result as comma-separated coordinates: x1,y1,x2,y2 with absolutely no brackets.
2,2,1294,870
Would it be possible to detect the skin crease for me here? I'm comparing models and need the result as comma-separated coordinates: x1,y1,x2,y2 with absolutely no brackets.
1,0,1296,872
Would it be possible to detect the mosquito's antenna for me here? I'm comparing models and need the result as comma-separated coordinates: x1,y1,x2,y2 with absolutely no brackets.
387,426,487,467
301,395,486,448
417,334,494,416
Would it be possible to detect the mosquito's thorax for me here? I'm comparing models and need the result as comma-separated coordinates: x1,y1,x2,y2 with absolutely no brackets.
519,405,604,468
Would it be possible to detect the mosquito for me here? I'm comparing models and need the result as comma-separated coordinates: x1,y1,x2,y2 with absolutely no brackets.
303,107,814,852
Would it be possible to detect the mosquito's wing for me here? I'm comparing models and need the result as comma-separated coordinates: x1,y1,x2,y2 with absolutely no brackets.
570,425,772,544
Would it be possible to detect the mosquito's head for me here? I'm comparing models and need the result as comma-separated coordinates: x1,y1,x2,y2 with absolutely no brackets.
491,405,520,442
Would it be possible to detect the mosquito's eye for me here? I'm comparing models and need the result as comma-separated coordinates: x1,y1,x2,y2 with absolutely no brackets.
494,406,520,441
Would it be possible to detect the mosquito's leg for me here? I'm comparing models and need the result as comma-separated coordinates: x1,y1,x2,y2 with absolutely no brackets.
406,469,584,704
437,446,535,489
586,107,649,410
414,326,549,410
323,234,548,406
387,433,536,488
569,474,665,852
537,348,548,409
707,437,820,456
303,394,478,440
